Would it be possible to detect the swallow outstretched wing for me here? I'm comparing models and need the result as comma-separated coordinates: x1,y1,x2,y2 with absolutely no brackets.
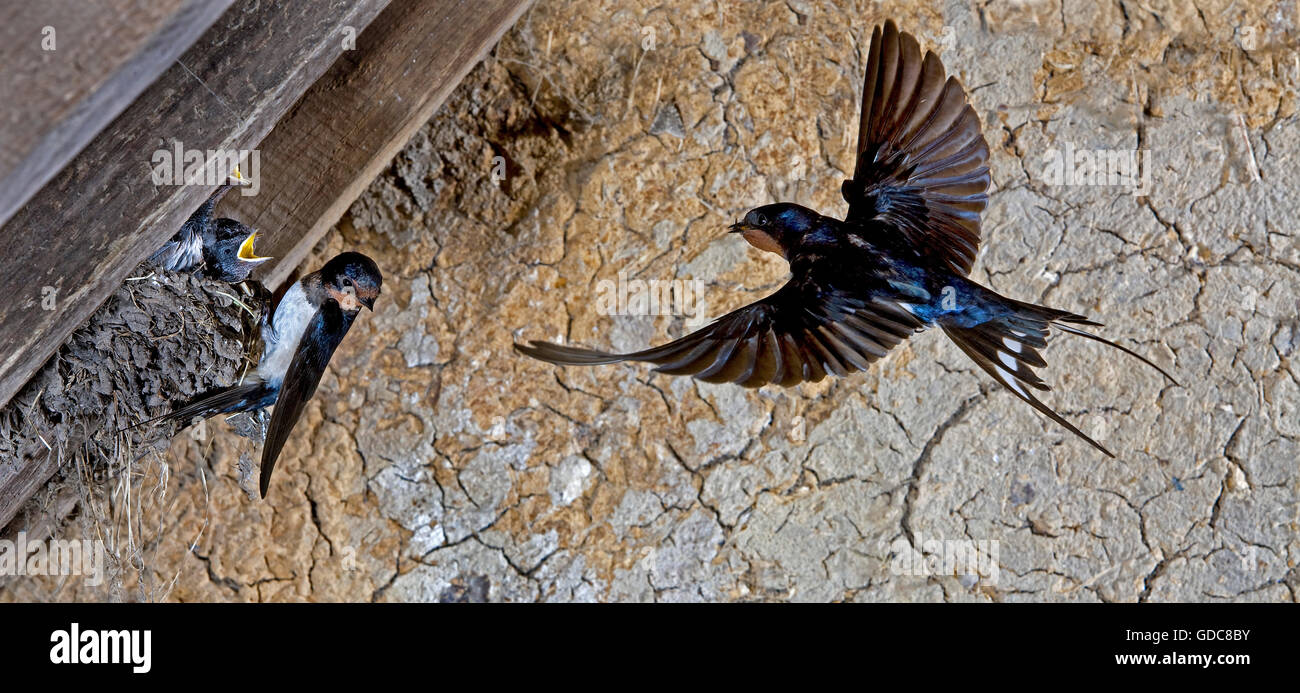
842,19,990,276
516,279,923,388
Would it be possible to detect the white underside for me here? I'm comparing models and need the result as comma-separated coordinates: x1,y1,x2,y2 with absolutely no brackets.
258,282,314,387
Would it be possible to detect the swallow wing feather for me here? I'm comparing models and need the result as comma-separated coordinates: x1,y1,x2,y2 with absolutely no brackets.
516,279,924,388
259,304,354,497
843,20,990,276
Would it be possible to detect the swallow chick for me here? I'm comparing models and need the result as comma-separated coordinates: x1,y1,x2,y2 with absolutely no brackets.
137,252,382,496
516,20,1176,456
148,167,271,283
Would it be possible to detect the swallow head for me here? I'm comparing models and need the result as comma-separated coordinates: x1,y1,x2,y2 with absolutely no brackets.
729,203,820,258
323,252,383,313
206,220,271,282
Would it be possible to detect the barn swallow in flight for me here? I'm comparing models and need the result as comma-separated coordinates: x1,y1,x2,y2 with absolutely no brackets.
148,167,271,283
516,20,1176,456
138,252,381,496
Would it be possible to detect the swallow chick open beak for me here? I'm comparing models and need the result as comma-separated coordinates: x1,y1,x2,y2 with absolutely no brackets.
229,166,251,186
237,232,272,263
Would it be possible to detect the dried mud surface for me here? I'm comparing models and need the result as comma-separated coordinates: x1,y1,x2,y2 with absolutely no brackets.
3,0,1298,602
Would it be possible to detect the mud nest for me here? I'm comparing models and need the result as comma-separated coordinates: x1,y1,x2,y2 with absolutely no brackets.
0,267,258,596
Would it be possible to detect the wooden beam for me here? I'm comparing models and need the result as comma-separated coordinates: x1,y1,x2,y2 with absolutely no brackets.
0,0,236,229
226,0,535,290
0,0,392,412
0,447,70,536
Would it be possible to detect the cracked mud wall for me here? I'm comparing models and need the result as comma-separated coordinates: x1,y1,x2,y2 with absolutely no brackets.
3,0,1298,602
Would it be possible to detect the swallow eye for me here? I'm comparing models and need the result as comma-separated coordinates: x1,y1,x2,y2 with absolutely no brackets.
755,214,768,226
341,283,356,299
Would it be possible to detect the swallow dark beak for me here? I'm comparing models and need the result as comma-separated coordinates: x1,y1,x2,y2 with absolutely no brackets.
728,221,745,233
361,295,376,311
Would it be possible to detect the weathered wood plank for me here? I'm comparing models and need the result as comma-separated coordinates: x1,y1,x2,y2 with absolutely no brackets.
226,0,536,290
0,0,236,229
0,451,74,540
0,0,391,412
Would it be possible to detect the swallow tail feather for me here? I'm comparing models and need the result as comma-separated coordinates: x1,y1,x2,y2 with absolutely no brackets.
939,296,1176,457
124,381,277,432
513,341,634,366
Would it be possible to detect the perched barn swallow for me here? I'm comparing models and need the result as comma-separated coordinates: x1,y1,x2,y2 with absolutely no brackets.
516,21,1176,456
148,167,271,283
140,252,382,496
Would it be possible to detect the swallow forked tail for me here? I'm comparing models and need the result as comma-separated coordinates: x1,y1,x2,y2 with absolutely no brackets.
118,381,276,433
939,297,1177,457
